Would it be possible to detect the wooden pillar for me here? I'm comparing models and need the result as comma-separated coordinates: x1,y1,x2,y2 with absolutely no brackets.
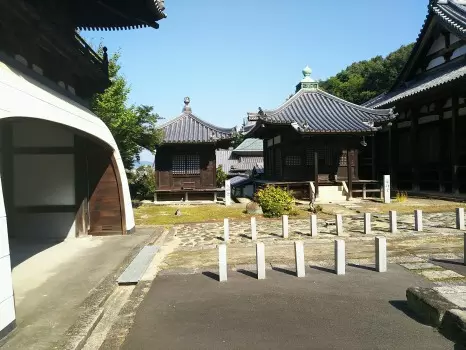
411,109,420,192
438,104,446,193
388,123,393,179
347,148,353,199
314,150,319,198
452,95,459,194
371,135,376,180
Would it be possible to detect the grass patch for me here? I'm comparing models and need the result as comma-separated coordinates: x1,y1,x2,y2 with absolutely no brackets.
135,204,331,226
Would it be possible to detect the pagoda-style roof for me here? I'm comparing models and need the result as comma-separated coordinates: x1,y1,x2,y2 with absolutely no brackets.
247,67,395,135
365,0,466,108
158,98,235,144
71,0,166,30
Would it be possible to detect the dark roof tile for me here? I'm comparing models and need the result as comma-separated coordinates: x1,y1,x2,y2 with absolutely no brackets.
158,113,235,144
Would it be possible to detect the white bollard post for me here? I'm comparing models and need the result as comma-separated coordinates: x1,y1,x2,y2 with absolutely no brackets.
310,214,318,237
294,241,305,278
334,239,345,275
456,208,465,230
282,215,289,238
414,210,423,232
375,236,387,272
336,214,344,236
256,242,266,280
224,218,229,242
218,244,227,282
364,213,371,235
251,217,257,241
389,210,397,233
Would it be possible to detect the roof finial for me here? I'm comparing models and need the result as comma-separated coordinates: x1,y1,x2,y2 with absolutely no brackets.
296,65,319,92
182,96,192,113
301,66,314,83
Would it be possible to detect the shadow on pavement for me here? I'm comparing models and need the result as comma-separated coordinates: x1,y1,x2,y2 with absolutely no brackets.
237,269,257,279
239,234,251,239
309,265,335,274
348,263,376,272
388,300,426,324
272,266,296,276
202,271,219,281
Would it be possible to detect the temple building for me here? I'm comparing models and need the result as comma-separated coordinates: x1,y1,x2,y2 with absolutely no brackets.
364,0,466,194
246,66,395,201
0,0,166,339
154,98,235,202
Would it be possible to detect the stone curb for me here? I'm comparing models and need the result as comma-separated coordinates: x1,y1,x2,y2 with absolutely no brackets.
440,309,466,345
406,286,466,344
50,227,164,350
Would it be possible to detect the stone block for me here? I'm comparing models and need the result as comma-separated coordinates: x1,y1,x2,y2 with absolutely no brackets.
364,213,371,235
218,244,227,282
336,214,343,236
282,215,289,238
457,208,465,230
294,241,305,278
223,218,229,242
414,209,423,231
310,214,317,237
389,210,397,233
375,236,387,272
251,217,257,241
334,239,345,275
256,242,266,280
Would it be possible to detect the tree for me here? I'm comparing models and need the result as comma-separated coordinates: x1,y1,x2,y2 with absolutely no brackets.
230,131,245,148
91,48,163,169
319,43,414,104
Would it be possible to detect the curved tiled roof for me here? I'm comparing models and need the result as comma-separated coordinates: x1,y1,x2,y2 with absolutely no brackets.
365,0,466,108
158,113,235,144
249,89,394,134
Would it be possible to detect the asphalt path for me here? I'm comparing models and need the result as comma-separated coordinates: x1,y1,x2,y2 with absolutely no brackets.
122,264,453,350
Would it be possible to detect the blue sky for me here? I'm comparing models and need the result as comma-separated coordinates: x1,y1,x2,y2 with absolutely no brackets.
82,0,428,162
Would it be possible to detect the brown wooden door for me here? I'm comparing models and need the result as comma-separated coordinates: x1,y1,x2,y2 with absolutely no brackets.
88,151,123,234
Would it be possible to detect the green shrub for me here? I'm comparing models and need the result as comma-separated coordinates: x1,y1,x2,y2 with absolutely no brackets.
395,191,408,203
216,165,228,188
255,185,295,218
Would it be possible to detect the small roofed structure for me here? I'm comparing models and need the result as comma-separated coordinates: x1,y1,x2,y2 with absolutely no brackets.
216,138,263,176
154,97,235,202
246,66,396,200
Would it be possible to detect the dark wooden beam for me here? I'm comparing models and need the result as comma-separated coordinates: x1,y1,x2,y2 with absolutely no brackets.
13,147,75,154
347,149,353,199
371,136,376,181
411,109,420,192
452,95,459,194
314,150,319,198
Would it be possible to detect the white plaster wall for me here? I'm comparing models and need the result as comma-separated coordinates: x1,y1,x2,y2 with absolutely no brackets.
0,195,15,334
426,56,445,70
14,154,75,206
427,35,446,55
0,61,135,231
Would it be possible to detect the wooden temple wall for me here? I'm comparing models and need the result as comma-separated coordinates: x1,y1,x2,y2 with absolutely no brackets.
263,134,361,183
156,144,217,192
376,91,466,194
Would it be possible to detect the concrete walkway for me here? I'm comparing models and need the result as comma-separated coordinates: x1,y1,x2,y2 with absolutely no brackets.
1,228,162,350
122,265,453,350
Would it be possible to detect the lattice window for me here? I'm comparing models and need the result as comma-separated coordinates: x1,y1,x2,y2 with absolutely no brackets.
172,154,200,175
172,155,185,175
339,151,347,166
186,155,200,175
285,155,301,166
